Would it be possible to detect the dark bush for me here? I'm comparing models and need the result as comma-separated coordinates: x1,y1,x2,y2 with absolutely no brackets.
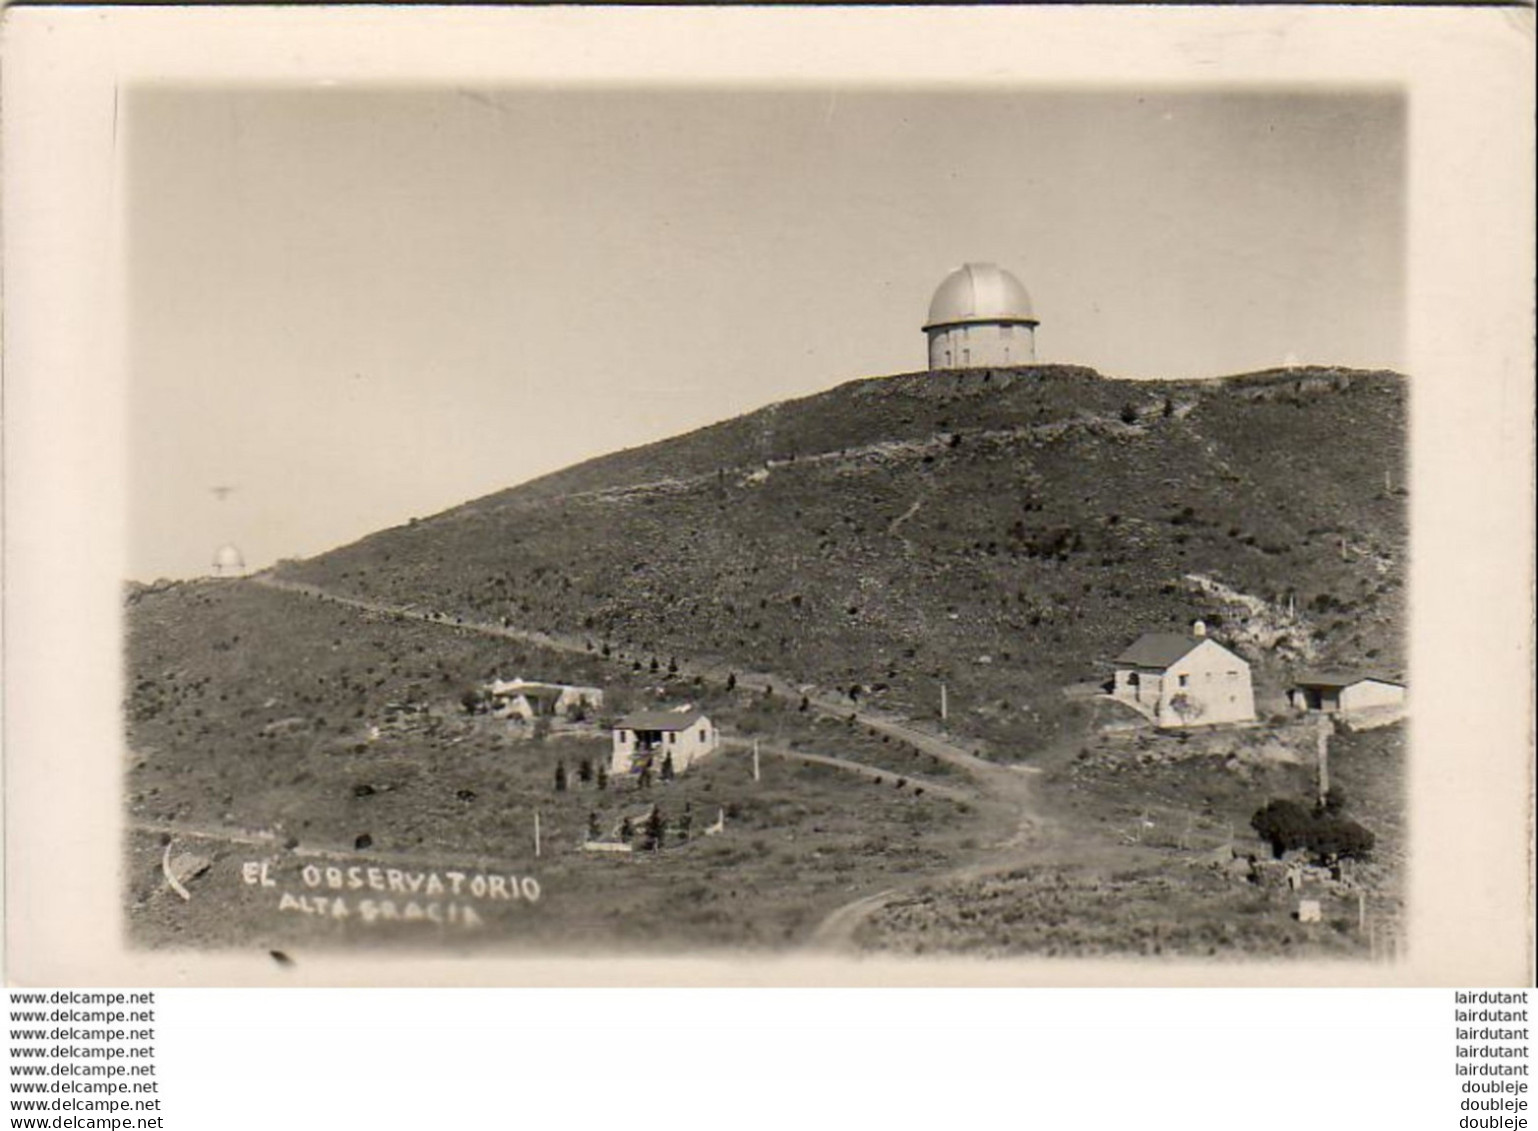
1250,798,1374,863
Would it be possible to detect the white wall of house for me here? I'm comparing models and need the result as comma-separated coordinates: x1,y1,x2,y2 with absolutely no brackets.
610,717,718,775
1113,668,1164,712
1339,680,1406,713
1154,639,1256,727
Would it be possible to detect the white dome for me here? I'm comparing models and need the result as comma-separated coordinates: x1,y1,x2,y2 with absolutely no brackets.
212,544,245,572
924,263,1036,329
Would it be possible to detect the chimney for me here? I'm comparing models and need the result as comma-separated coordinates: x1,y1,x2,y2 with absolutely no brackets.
1192,620,1207,638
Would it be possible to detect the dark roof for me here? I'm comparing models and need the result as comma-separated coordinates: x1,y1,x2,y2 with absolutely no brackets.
1114,633,1203,669
616,710,707,732
1293,671,1405,690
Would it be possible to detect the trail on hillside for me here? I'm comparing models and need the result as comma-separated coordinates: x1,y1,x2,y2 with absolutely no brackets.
251,572,1054,952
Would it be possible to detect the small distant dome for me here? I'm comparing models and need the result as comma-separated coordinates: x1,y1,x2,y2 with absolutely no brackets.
924,262,1037,330
212,544,246,577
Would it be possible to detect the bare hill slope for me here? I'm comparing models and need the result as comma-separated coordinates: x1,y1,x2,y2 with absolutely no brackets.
268,364,1406,754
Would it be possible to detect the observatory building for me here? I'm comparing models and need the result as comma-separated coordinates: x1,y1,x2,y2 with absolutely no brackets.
211,544,246,578
924,262,1038,370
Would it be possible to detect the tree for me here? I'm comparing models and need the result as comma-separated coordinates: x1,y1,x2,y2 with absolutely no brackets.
644,805,665,852
1250,799,1315,856
661,750,676,782
1310,816,1375,862
554,760,568,793
586,810,601,841
678,803,693,843
637,763,653,790
1251,798,1375,864
578,759,593,784
620,816,634,842
596,762,609,791
726,672,737,692
1167,693,1204,726
667,657,679,676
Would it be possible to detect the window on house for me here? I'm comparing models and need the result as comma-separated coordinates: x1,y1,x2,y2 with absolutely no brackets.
1178,674,1189,687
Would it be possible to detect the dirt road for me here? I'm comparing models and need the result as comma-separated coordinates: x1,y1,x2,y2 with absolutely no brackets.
252,572,1051,952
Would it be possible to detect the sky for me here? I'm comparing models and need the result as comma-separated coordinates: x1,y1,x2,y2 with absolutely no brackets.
128,86,1405,581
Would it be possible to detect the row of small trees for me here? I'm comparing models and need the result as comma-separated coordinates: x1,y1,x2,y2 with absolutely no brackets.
590,803,694,851
554,752,676,793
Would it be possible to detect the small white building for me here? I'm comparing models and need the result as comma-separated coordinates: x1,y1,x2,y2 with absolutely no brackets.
487,678,602,721
1289,673,1406,716
211,543,246,578
924,262,1040,370
1111,625,1256,728
611,708,717,776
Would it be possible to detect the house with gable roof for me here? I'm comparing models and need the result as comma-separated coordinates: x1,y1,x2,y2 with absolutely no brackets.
1288,671,1406,718
610,707,718,776
1110,623,1256,728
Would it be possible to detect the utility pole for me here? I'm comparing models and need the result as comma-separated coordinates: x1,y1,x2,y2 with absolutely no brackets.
1316,714,1333,809
752,738,761,783
940,683,948,722
534,811,542,858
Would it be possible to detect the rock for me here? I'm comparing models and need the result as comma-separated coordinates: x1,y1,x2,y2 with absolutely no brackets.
167,851,212,886
354,833,373,850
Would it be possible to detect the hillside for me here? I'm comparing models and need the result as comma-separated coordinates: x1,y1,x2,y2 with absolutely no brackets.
272,363,1407,756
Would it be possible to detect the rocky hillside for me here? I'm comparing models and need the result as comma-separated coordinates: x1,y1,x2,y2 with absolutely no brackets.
271,364,1407,755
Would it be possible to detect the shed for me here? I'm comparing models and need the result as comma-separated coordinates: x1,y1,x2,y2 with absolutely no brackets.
1289,672,1406,716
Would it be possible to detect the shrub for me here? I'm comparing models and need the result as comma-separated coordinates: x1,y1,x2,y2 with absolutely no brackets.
1250,798,1375,863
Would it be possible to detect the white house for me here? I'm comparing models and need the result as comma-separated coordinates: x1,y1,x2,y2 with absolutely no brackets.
487,678,602,721
1288,673,1406,717
611,708,717,776
1111,625,1256,728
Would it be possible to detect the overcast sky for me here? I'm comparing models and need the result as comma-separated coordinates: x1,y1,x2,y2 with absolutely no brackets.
128,86,1404,580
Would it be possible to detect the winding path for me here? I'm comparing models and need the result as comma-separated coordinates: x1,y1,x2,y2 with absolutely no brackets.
251,572,1050,952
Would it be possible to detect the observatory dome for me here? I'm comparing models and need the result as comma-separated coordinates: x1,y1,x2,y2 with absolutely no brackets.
924,263,1036,330
212,544,246,577
923,262,1039,370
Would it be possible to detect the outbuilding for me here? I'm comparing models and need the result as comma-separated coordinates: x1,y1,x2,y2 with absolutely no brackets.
1288,673,1406,716
611,709,718,776
486,677,602,721
1110,624,1256,728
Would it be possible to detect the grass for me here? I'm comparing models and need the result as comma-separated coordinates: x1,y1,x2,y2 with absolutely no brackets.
125,582,979,951
271,365,1406,758
852,717,1406,959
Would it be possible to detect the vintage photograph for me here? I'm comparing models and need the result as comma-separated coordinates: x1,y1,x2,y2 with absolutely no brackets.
119,83,1413,961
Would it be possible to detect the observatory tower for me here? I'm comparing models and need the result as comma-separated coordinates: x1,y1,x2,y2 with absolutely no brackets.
211,544,246,578
924,262,1038,370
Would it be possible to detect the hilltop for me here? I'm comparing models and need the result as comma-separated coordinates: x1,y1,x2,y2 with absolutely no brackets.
271,363,1407,755
125,361,1407,956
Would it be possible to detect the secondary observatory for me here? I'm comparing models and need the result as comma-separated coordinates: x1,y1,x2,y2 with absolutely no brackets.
211,543,246,578
924,262,1038,370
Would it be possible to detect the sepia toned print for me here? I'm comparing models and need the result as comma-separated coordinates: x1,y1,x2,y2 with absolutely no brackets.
122,86,1410,961
3,7,1529,988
